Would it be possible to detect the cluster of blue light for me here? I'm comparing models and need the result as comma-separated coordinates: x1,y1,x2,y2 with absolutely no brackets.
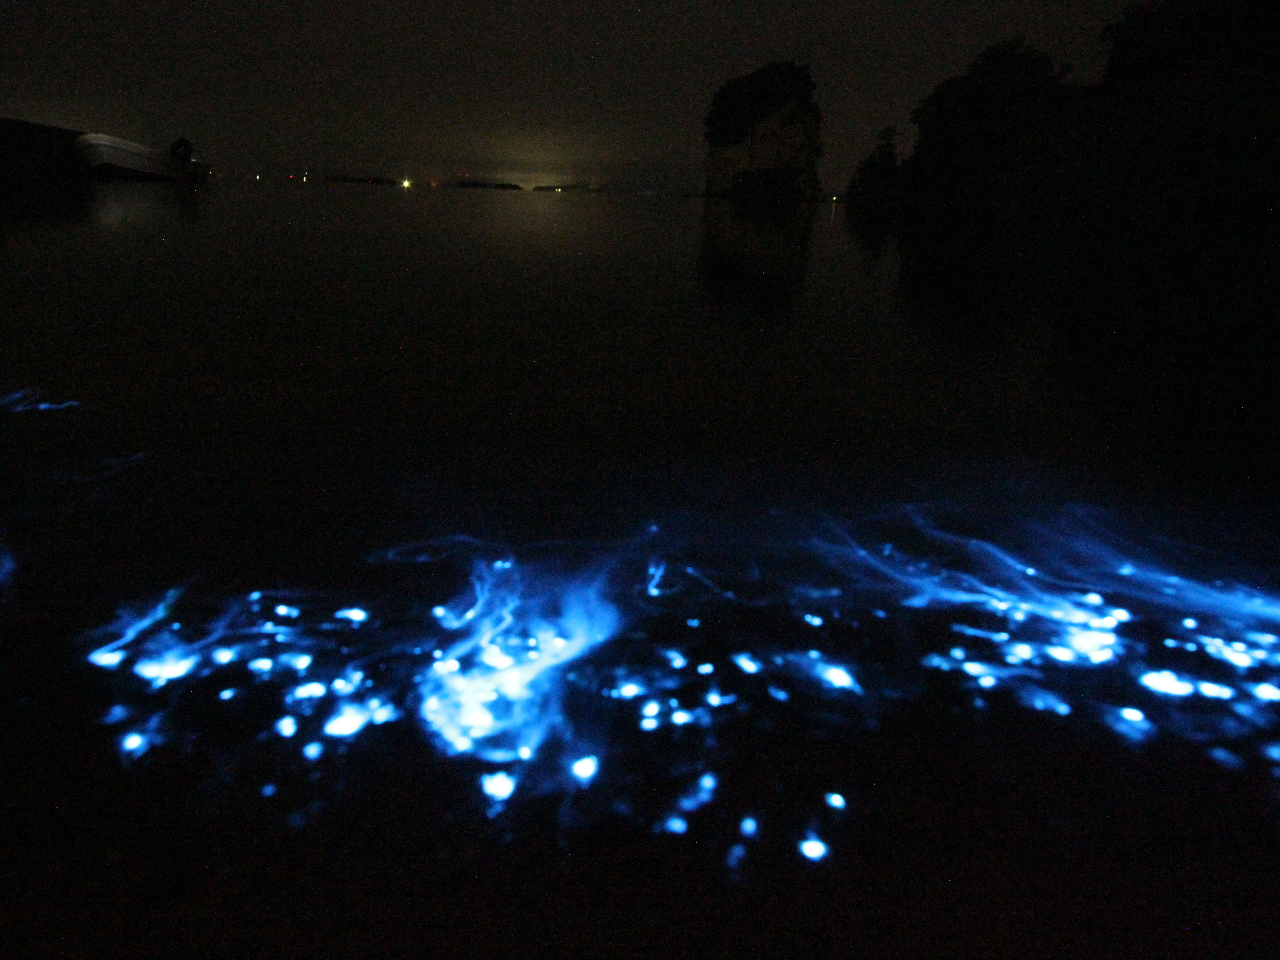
83,515,1280,869
1,389,79,412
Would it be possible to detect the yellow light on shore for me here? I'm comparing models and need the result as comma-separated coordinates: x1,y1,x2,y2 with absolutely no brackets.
403,179,411,188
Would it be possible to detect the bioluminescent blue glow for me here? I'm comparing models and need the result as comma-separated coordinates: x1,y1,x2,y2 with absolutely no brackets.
2,389,80,412
81,513,1280,868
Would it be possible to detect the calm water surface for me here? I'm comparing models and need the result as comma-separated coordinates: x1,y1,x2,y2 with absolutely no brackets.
2,182,1277,956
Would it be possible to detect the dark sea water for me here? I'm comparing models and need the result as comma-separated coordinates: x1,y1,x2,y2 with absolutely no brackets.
3,181,1279,957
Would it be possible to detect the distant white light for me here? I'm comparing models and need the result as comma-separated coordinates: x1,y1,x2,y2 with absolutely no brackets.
276,716,298,737
480,771,516,801
825,792,846,809
799,838,828,861
571,755,598,782
403,179,411,188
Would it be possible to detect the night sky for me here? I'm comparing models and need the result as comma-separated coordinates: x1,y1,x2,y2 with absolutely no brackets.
3,0,1129,187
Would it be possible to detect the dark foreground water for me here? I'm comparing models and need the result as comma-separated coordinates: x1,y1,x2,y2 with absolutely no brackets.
3,181,1279,957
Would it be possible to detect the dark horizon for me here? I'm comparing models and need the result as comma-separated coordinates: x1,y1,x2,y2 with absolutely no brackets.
2,0,1129,190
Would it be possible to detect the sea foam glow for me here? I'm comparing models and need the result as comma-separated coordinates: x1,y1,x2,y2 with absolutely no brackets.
82,512,1280,868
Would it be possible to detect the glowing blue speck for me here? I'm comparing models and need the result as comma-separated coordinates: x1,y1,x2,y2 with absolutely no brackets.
768,686,789,701
640,717,659,731
89,649,125,668
664,816,688,834
825,793,846,809
697,663,714,675
727,844,746,868
212,648,235,664
978,675,996,688
133,654,198,686
687,619,700,628
642,701,660,717
261,783,277,797
1183,618,1198,629
699,773,717,790
1141,670,1195,696
294,682,327,699
799,838,828,861
1083,593,1104,605
732,653,760,674
1046,647,1075,662
275,605,300,618
571,755,598,782
1253,683,1280,701
248,658,273,672
480,771,517,801
1198,682,1235,700
804,614,824,627
618,683,642,698
219,689,236,700
1209,747,1245,770
302,742,322,760
740,817,758,837
121,733,145,753
280,653,312,671
334,608,367,623
1120,707,1145,723
671,710,693,725
820,665,857,689
102,705,129,724
664,650,687,669
324,704,371,737
276,716,298,737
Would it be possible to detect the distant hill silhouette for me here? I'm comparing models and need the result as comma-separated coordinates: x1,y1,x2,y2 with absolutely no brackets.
845,0,1280,399
704,62,822,200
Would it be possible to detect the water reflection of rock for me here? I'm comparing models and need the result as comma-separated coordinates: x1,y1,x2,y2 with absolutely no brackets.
698,198,814,328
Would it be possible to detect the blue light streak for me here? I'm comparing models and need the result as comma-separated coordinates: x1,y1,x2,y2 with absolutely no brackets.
81,513,1280,868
